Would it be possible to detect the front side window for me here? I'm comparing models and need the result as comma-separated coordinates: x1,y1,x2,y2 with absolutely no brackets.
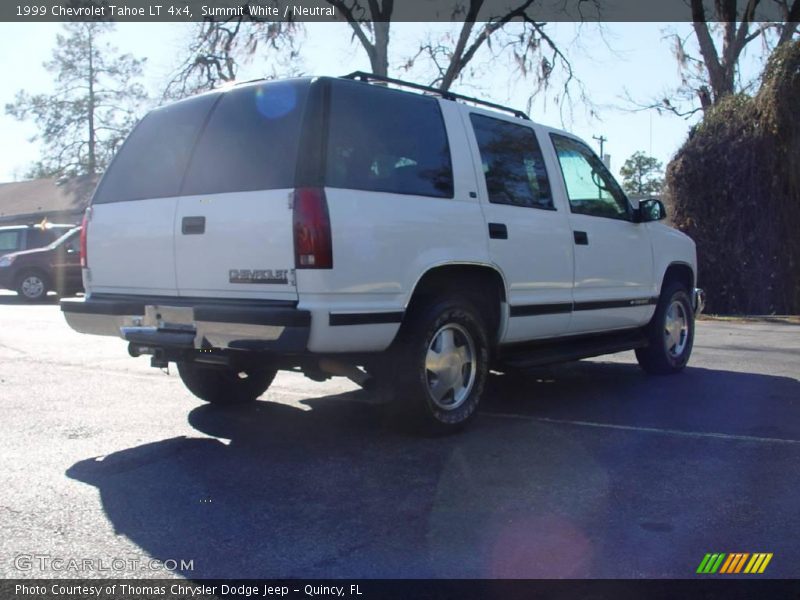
0,231,20,252
325,82,453,198
470,114,553,210
551,134,630,220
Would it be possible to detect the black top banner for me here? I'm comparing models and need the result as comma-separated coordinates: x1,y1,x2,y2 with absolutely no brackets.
4,0,797,22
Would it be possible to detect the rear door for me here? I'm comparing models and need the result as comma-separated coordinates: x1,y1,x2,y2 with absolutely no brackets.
173,80,310,301
87,94,219,296
463,111,574,342
51,229,82,291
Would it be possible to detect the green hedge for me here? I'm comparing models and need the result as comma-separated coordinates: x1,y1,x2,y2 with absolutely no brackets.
666,41,800,315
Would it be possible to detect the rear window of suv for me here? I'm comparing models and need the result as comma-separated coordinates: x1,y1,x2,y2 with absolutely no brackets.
325,81,454,198
93,93,219,204
94,80,311,203
182,80,310,195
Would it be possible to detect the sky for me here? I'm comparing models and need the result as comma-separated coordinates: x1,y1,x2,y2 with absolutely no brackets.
0,21,768,183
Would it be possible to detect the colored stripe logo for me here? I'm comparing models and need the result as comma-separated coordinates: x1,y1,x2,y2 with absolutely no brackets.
697,553,773,574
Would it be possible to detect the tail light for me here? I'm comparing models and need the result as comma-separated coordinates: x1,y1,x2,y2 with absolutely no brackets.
79,208,90,268
293,187,332,269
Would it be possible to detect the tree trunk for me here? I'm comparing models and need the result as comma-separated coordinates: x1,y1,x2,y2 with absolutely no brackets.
87,27,96,176
438,9,478,91
371,20,390,77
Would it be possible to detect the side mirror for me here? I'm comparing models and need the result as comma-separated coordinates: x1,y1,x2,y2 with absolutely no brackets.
637,198,667,222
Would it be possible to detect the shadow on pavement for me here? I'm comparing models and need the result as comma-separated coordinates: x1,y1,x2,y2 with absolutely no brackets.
481,361,800,441
66,364,800,578
0,293,59,305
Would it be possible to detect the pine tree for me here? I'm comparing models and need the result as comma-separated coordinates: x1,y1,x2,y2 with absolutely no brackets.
620,151,663,196
6,22,147,178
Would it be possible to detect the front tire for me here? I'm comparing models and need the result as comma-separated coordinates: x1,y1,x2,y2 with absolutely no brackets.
388,297,490,434
177,362,276,405
636,282,695,375
16,270,49,302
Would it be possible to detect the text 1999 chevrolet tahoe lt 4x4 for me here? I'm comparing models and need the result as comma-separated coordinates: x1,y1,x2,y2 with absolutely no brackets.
62,72,705,434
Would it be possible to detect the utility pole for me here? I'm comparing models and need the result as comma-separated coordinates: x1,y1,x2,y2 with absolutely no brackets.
592,134,607,159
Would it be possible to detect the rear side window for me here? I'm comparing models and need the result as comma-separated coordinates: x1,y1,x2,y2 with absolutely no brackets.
325,82,453,198
470,114,553,210
182,80,310,195
0,231,20,252
93,94,218,204
26,228,56,248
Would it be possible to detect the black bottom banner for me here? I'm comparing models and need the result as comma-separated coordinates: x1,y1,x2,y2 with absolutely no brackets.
2,579,800,600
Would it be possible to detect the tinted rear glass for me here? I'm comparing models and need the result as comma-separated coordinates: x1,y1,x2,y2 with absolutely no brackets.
182,80,310,195
470,114,553,210
26,228,61,248
325,81,453,198
93,94,218,204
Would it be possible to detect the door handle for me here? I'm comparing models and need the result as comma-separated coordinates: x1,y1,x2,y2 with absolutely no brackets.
488,223,508,240
573,230,588,245
182,216,206,235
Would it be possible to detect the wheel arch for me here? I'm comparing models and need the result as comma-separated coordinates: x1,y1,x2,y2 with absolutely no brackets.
402,262,508,345
661,262,695,295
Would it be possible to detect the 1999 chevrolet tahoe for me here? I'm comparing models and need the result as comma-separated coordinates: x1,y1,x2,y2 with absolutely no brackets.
62,72,705,433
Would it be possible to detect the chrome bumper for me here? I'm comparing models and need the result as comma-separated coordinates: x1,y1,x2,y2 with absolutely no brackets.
61,296,310,352
693,288,706,316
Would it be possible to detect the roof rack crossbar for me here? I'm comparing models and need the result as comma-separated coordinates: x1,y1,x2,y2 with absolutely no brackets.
342,71,529,120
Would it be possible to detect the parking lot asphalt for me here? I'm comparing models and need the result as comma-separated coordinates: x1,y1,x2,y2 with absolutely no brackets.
1,291,799,579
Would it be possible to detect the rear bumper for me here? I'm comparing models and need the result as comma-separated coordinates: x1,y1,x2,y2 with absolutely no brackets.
61,294,310,353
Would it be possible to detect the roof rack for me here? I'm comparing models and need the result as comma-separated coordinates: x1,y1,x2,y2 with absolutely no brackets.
342,71,529,120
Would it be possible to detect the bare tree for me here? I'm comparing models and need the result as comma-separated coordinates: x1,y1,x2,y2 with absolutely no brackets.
631,0,799,117
402,1,579,94
167,0,589,116
163,10,302,100
326,0,394,76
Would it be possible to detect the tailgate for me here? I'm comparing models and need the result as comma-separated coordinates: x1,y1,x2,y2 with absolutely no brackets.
87,199,179,295
85,79,311,301
86,93,220,296
174,190,297,300
173,79,310,301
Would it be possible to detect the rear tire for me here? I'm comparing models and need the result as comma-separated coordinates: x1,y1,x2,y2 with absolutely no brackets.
177,362,276,405
636,282,695,375
387,297,489,435
16,270,49,302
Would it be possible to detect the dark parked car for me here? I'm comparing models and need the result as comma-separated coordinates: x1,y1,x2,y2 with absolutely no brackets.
0,227,82,301
0,223,76,256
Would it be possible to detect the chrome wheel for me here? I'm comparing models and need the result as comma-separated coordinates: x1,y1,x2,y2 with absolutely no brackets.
664,299,689,358
21,275,45,299
425,323,477,411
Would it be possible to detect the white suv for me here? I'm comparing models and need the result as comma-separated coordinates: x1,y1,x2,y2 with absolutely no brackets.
62,72,704,433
